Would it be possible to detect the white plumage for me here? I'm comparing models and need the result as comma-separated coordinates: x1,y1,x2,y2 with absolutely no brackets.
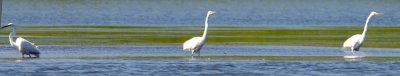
183,37,204,53
15,37,41,57
342,11,382,52
343,34,363,51
183,11,215,56
2,23,40,58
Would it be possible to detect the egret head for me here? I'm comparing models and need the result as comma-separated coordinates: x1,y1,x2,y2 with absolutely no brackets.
208,11,216,15
371,11,383,16
0,23,13,29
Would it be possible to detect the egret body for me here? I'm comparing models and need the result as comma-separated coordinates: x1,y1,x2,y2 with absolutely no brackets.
2,23,40,58
183,11,215,56
343,11,383,52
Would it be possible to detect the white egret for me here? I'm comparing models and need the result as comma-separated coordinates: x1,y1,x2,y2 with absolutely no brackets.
1,23,40,58
343,11,383,53
183,11,215,56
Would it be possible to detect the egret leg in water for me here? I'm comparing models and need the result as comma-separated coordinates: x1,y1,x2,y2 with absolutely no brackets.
0,23,41,58
342,11,382,59
183,11,215,56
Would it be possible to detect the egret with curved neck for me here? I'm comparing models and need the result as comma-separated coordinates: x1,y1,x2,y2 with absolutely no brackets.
1,23,40,58
183,11,215,56
202,11,213,38
343,11,383,52
9,23,17,48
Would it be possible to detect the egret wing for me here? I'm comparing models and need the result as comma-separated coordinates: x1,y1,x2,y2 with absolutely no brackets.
343,34,362,48
18,38,40,54
183,37,203,51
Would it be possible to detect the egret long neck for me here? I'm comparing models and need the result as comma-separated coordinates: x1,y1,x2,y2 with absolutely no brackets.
361,13,374,38
9,25,16,47
202,14,210,38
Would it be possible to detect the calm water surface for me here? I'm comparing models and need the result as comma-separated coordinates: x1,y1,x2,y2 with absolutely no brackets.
2,0,400,75
1,45,400,58
0,45,399,75
3,0,400,26
2,59,400,76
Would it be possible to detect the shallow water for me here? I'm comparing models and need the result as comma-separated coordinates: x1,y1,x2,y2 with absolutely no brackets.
2,0,400,75
0,45,400,75
1,45,400,58
1,58,400,75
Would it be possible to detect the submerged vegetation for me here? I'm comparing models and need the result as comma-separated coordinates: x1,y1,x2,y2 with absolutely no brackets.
0,25,399,48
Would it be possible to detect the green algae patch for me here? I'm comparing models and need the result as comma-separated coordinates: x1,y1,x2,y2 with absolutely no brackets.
0,25,400,48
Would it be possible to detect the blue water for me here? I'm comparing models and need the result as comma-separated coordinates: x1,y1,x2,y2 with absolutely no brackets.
0,45,399,75
1,59,400,76
2,0,400,26
2,0,400,75
1,45,400,58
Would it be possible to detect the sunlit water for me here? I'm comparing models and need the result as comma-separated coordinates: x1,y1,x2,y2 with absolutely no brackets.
0,45,400,75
